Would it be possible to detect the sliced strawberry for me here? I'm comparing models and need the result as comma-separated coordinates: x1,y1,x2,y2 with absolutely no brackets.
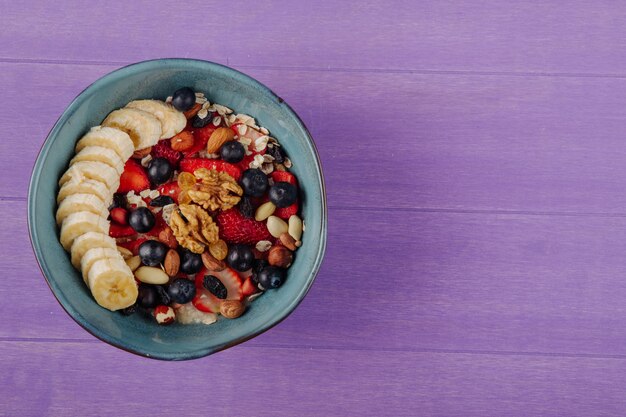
192,288,223,313
151,140,182,167
241,277,258,297
274,200,299,220
109,223,136,238
184,124,217,156
145,213,168,237
116,237,149,255
117,160,150,193
156,181,181,204
110,207,128,225
195,267,243,301
216,208,271,244
180,158,242,181
271,171,297,186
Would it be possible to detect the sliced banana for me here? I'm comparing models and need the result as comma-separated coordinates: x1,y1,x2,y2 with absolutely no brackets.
126,100,186,139
70,231,117,269
102,108,162,150
81,247,122,283
59,211,110,251
87,257,138,311
55,193,108,225
58,161,120,192
75,126,134,161
70,146,125,175
57,178,112,206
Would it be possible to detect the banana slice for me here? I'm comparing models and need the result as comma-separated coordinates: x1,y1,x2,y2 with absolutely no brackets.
58,161,120,191
75,126,134,161
102,108,162,150
81,247,122,283
87,257,138,311
55,193,108,225
70,231,117,269
57,178,111,205
59,211,110,251
126,100,186,139
70,146,125,175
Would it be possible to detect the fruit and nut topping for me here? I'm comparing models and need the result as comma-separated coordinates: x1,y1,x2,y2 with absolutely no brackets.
55,86,305,326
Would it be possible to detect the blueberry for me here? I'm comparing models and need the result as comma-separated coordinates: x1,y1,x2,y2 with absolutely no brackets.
120,303,138,316
171,87,196,112
226,244,254,272
238,196,255,218
191,111,213,128
256,266,286,289
137,284,158,308
251,259,269,285
149,195,175,207
155,285,172,305
220,141,245,163
108,193,127,211
167,278,196,304
138,240,168,267
266,145,285,164
241,169,269,197
203,275,227,299
179,249,203,274
128,207,155,233
147,157,173,185
268,182,297,208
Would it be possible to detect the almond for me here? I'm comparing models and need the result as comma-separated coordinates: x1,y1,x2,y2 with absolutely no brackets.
202,251,226,271
135,266,169,285
164,249,180,276
288,215,303,241
255,201,276,221
206,127,235,153
279,232,297,251
268,246,293,268
132,146,152,159
158,227,178,249
170,131,194,151
220,300,246,319
267,216,288,238
184,102,202,119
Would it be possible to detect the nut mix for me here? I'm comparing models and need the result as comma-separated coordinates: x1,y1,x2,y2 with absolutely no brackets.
55,86,305,327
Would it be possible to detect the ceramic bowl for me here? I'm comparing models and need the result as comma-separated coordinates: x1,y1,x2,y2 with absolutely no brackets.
28,59,327,360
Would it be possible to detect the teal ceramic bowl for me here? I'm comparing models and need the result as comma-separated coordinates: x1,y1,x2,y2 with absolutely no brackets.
28,59,327,360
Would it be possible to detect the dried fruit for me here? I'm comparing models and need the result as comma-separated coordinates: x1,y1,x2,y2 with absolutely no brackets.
177,171,197,190
164,249,180,276
170,131,194,151
209,239,228,260
268,246,293,268
220,299,246,319
206,127,235,153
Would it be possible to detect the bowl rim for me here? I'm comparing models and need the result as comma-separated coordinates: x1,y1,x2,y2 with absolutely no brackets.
27,58,327,360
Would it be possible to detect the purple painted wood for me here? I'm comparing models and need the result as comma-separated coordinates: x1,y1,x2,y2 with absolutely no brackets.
5,0,626,416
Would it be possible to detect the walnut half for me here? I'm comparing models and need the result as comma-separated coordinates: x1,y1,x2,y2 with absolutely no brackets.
187,168,243,212
169,204,219,253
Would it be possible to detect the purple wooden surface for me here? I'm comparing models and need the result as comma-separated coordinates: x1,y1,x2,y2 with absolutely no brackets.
4,1,626,416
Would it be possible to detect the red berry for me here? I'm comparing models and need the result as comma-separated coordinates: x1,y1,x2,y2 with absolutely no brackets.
241,277,258,297
179,158,242,181
192,289,222,313
216,208,271,245
156,181,181,204
151,140,182,167
109,223,136,238
117,160,150,193
110,207,128,225
271,171,297,186
273,199,299,219
185,125,217,156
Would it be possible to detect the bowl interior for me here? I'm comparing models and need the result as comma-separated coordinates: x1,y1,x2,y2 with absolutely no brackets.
29,59,326,360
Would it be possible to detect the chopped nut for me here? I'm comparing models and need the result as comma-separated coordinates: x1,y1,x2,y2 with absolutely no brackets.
164,249,180,276
202,251,226,271
220,300,246,319
206,127,235,153
169,204,219,253
158,227,178,249
268,246,293,268
187,168,242,211
132,146,151,159
171,131,194,151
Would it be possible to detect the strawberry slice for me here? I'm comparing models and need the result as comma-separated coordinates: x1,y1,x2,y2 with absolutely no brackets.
110,207,128,225
241,277,258,297
156,181,181,204
216,208,271,244
192,288,223,313
195,267,243,301
274,199,299,220
144,213,168,237
151,140,182,167
116,237,149,255
184,124,217,156
271,171,297,186
117,159,150,193
180,158,242,181
109,223,136,238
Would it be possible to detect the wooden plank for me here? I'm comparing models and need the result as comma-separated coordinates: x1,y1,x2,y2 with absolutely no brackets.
7,62,626,214
3,1,626,75
3,340,626,417
10,198,626,357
